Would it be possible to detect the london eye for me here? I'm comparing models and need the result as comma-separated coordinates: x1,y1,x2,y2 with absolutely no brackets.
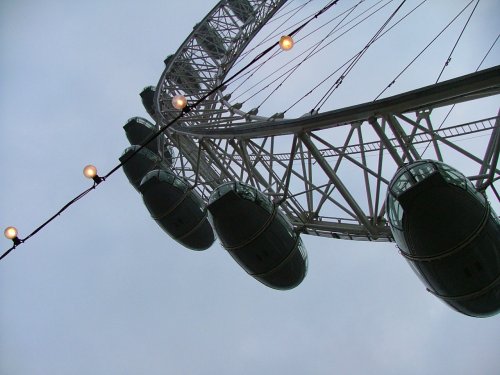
119,0,500,317
3,1,500,373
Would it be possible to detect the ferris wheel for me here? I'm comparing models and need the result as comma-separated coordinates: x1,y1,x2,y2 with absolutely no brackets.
120,0,500,317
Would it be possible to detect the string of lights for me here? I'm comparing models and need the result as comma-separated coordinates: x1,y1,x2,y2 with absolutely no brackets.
254,1,361,111
0,0,339,263
280,0,424,115
230,0,377,104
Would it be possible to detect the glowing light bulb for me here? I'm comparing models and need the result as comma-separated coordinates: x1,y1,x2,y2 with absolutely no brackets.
83,165,98,179
4,226,18,240
279,35,294,51
172,95,188,110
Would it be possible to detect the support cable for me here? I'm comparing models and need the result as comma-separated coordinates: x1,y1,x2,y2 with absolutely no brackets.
420,31,500,157
229,0,338,98
374,0,475,100
233,0,394,107
314,0,408,111
234,0,314,66
283,0,425,113
435,0,480,83
255,1,363,112
228,0,315,94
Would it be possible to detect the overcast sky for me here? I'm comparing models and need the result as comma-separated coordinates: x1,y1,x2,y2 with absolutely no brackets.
1,1,499,374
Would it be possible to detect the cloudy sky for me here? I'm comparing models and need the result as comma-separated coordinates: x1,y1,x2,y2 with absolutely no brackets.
1,1,499,374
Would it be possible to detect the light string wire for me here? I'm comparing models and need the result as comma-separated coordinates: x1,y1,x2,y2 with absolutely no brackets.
283,0,427,114
233,0,314,67
229,0,376,103
219,0,315,101
229,0,337,97
253,0,365,112
0,0,340,263
231,0,395,110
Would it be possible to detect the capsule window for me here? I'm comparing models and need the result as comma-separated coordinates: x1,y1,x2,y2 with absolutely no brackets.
464,176,475,192
387,194,404,229
463,178,488,204
391,171,414,196
490,208,500,225
255,192,273,212
136,117,154,128
436,163,466,189
391,227,409,253
235,183,257,201
172,176,186,190
474,261,483,272
295,238,308,268
474,189,487,205
275,209,295,238
209,182,234,204
409,162,436,182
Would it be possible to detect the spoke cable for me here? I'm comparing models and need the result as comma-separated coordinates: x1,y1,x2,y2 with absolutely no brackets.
420,31,500,157
374,0,476,100
254,1,365,112
233,0,314,67
315,0,408,111
229,1,339,97
283,0,424,113
222,1,327,99
233,0,394,108
435,0,480,83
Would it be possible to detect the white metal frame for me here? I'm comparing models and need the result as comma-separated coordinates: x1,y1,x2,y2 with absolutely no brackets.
152,0,500,241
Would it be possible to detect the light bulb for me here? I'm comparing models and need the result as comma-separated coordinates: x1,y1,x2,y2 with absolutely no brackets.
83,165,98,179
279,35,294,51
4,226,18,240
172,95,188,110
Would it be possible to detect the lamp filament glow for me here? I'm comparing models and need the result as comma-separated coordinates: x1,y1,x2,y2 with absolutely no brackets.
279,35,294,51
4,226,18,240
172,95,188,110
83,165,98,179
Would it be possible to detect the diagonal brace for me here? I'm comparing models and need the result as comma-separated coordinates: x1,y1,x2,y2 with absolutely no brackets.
299,132,377,235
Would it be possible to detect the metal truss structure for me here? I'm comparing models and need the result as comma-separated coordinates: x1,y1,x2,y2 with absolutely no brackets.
152,0,500,242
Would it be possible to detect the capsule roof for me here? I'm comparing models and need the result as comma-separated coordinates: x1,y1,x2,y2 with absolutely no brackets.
120,146,167,191
123,117,156,146
140,86,156,118
123,117,174,164
388,160,480,199
209,181,274,213
386,160,486,231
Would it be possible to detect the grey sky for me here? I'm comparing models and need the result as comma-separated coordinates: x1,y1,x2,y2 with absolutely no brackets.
1,1,499,374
